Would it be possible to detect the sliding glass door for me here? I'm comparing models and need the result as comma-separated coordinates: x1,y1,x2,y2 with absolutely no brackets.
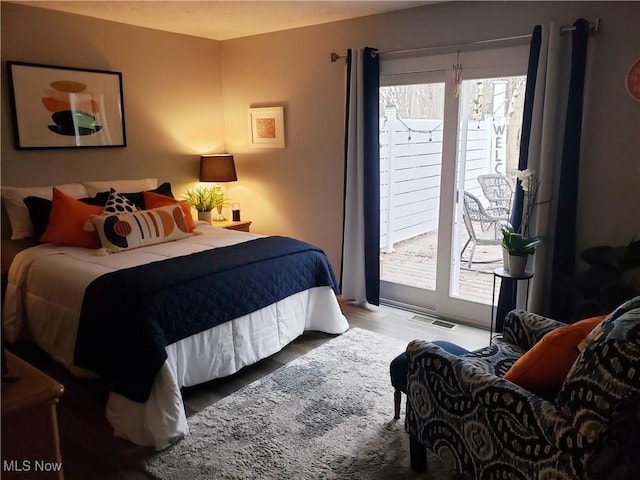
379,46,528,327
380,80,445,293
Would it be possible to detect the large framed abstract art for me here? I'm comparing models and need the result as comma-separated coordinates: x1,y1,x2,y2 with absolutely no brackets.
7,61,126,149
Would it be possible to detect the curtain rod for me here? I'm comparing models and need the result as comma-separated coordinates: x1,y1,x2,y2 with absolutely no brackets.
329,18,602,63
330,33,531,62
560,17,602,36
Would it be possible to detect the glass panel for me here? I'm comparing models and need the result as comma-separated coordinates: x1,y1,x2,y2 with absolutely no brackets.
379,83,445,291
450,76,527,304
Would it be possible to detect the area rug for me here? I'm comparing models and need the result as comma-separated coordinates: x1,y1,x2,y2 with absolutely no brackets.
145,328,454,480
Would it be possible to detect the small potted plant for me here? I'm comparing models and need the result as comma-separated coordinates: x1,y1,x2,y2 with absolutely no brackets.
182,185,228,223
501,223,544,275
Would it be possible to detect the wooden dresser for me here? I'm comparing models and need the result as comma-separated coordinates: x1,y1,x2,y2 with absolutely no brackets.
2,351,65,479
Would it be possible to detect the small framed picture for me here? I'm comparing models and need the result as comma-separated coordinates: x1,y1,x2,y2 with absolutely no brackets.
248,106,285,148
7,61,126,149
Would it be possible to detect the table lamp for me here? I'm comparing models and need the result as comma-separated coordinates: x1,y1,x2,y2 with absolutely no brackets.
199,154,237,221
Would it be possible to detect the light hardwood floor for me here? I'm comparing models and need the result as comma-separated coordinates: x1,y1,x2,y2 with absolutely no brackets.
6,300,488,480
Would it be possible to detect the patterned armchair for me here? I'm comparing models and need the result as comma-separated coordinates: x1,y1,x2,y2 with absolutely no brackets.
405,297,640,479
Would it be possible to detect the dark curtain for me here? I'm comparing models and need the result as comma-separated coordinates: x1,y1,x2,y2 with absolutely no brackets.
362,48,380,305
496,20,591,327
495,26,542,331
341,47,380,305
548,19,591,320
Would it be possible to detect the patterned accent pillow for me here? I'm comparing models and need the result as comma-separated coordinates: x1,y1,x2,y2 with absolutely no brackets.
93,182,174,210
90,205,191,254
556,301,640,443
102,188,140,214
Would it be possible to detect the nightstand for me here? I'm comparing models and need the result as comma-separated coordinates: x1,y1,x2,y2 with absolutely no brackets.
213,219,252,232
2,351,65,479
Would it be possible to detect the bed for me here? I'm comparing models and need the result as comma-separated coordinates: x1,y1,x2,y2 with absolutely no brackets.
1,179,348,450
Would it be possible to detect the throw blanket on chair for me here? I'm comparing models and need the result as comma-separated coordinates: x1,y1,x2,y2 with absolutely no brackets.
74,236,339,402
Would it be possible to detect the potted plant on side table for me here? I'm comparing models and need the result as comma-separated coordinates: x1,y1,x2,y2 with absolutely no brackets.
501,224,544,276
182,186,228,223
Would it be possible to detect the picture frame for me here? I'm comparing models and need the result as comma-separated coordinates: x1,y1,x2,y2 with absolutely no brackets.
7,61,126,149
248,106,285,148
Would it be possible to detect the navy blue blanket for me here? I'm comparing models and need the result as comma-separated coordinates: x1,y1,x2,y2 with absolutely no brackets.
73,236,339,402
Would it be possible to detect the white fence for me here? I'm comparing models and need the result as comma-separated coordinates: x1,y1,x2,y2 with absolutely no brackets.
380,107,497,251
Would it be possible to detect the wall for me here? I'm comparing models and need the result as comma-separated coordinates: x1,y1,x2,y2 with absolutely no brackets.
1,2,639,276
221,1,640,271
1,2,225,197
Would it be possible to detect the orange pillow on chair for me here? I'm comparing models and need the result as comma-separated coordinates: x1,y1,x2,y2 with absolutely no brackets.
143,191,195,232
503,314,607,396
40,187,104,248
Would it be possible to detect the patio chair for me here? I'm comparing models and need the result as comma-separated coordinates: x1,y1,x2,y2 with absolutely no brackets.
461,191,509,268
478,174,514,211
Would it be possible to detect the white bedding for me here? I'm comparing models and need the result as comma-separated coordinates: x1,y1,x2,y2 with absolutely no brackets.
2,223,349,449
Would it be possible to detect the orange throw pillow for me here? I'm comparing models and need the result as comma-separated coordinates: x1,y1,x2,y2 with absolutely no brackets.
503,315,607,395
40,187,103,248
143,191,195,232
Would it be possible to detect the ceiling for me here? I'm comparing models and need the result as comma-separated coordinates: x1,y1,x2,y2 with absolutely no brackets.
11,1,435,41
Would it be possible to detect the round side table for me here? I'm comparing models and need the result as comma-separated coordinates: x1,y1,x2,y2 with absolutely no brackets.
490,268,533,344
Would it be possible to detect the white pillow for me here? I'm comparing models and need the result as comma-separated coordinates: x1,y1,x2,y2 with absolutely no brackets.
1,183,88,239
83,178,158,197
90,205,191,254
